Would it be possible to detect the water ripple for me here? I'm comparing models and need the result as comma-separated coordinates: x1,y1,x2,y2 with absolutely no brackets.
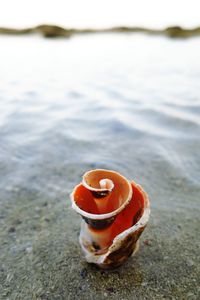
0,34,200,204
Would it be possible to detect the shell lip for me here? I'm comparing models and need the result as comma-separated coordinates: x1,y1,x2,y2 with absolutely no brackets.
71,185,132,220
71,169,133,221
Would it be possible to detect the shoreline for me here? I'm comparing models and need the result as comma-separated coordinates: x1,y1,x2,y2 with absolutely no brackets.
0,24,200,39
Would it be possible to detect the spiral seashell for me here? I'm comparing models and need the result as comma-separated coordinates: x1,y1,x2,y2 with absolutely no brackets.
71,169,150,269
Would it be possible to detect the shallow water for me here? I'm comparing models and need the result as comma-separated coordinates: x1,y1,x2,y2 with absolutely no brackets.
0,34,200,298
0,34,200,193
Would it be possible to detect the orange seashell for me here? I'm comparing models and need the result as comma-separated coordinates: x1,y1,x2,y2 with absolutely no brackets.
71,169,150,268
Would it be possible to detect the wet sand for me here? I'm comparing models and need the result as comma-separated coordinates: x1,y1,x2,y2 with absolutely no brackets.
0,34,200,299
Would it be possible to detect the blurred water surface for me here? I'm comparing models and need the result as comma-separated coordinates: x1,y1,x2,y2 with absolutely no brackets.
0,34,200,205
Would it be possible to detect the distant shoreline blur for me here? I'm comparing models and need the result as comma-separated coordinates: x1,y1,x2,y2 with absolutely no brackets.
0,24,200,39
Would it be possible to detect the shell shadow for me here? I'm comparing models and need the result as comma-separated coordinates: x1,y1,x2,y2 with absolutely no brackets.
80,254,144,294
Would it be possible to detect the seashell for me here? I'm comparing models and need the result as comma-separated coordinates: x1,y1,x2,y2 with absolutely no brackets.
71,169,150,269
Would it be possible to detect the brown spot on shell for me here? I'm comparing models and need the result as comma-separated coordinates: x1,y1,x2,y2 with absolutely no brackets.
102,226,145,268
83,216,116,230
91,190,110,198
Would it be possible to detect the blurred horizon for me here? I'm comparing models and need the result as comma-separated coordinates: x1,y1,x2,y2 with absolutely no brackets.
0,0,200,29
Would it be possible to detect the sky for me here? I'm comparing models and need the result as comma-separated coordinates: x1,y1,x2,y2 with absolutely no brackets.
0,0,200,29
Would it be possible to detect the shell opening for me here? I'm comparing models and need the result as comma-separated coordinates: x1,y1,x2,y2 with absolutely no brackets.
72,169,132,218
